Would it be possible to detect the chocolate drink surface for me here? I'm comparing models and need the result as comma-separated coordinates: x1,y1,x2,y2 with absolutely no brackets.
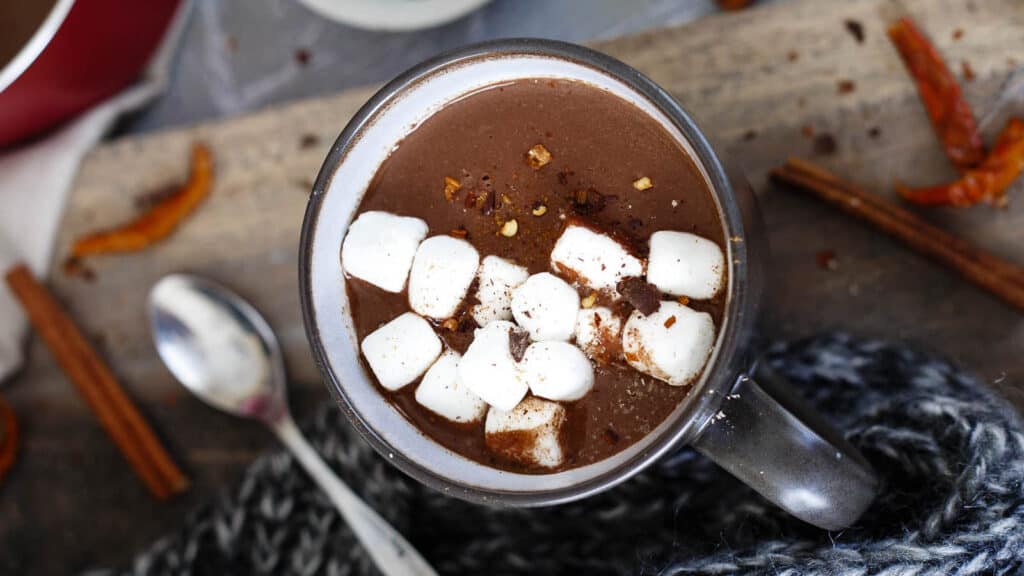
345,78,726,473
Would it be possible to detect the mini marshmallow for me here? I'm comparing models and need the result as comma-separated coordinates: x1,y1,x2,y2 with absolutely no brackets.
550,223,644,293
520,341,594,401
408,235,480,319
485,397,566,468
622,301,716,386
511,273,580,342
575,306,623,363
646,231,725,300
471,256,530,327
415,350,487,423
457,321,529,410
361,312,441,391
341,211,428,293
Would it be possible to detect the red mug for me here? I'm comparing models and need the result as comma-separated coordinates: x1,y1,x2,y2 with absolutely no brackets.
0,0,180,149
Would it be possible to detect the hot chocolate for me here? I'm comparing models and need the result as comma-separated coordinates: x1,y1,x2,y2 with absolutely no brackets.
342,78,726,473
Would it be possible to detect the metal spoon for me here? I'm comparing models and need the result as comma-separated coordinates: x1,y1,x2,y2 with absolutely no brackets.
148,273,437,576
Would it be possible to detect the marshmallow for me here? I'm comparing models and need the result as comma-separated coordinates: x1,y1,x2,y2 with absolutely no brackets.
550,223,644,293
361,312,442,391
622,301,716,386
520,341,594,401
342,211,428,293
415,350,487,423
647,231,725,300
471,256,530,327
485,396,566,468
511,273,580,342
457,321,529,410
408,236,480,319
574,306,623,363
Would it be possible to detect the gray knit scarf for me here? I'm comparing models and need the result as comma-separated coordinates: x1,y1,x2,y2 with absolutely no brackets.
93,333,1024,575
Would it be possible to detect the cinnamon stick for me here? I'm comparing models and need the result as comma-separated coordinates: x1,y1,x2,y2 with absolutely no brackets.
771,158,1024,312
4,264,188,499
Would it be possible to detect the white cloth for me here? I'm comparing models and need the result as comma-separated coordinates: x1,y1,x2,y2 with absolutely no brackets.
0,1,192,384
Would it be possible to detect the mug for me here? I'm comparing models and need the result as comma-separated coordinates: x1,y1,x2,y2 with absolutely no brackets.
299,39,878,530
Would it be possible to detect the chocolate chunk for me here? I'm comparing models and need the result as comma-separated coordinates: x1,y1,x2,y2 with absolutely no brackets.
508,329,531,363
617,276,660,316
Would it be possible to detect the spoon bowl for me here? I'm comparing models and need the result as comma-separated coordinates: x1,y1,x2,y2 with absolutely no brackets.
149,274,286,422
147,272,437,576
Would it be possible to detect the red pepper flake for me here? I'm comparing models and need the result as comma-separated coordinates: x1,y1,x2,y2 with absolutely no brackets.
448,227,469,239
888,17,984,169
801,125,815,138
663,315,677,329
837,79,857,94
952,28,964,41
816,250,839,270
961,60,976,82
898,117,1024,207
844,19,865,44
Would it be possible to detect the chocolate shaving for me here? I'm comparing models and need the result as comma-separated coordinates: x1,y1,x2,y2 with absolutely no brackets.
617,277,660,316
602,427,620,445
813,133,838,156
570,187,607,215
844,19,865,44
509,329,530,363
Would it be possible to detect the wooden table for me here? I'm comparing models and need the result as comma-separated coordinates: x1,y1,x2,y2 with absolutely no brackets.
2,0,1021,572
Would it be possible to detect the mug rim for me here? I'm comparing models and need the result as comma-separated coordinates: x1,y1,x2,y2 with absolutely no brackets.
299,38,755,506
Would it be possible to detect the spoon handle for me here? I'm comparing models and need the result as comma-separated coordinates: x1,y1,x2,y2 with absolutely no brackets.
272,415,438,576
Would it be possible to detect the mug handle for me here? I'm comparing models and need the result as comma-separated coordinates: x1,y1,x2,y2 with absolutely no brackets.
691,362,878,530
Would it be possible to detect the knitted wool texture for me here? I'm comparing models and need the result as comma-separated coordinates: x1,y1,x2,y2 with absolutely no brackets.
97,334,1024,575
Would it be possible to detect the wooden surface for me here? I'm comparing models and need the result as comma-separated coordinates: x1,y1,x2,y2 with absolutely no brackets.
3,0,1023,572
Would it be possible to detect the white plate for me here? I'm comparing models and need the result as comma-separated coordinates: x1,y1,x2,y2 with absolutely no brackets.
296,0,491,31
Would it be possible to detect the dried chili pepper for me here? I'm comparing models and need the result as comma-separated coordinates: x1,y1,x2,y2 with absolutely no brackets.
888,17,984,169
71,143,214,258
0,395,18,484
898,118,1024,206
